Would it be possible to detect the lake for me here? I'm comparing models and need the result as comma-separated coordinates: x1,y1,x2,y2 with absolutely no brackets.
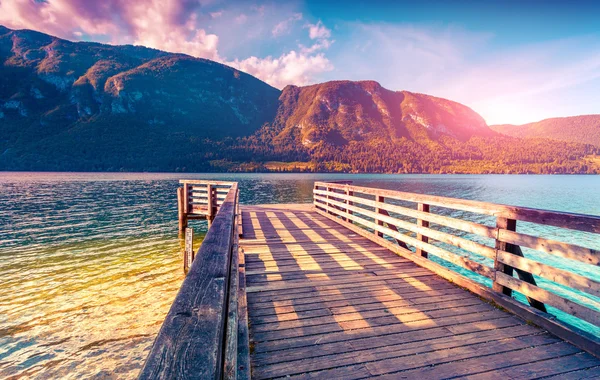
1,172,599,378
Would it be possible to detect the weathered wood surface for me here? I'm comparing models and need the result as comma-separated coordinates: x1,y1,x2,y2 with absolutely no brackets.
241,204,600,379
139,184,238,379
315,182,600,345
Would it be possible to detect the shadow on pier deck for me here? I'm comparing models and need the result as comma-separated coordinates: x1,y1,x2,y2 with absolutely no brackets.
241,204,600,379
140,181,600,380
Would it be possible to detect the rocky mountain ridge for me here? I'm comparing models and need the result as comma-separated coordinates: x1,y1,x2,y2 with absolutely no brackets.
0,26,597,173
492,115,600,147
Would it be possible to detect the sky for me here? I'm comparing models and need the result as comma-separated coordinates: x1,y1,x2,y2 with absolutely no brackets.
1,0,599,125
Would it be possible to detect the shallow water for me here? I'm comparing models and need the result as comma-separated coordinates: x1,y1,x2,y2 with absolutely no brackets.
0,172,599,378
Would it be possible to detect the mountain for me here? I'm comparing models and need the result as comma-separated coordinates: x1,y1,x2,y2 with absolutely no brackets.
491,115,600,147
0,26,280,170
0,26,598,173
266,81,494,149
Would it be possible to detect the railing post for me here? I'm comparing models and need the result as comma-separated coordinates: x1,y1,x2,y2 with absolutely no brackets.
184,227,193,273
493,217,547,311
327,186,333,215
183,182,190,214
177,186,187,232
416,203,429,257
375,195,385,237
493,217,516,296
346,187,353,222
207,183,214,227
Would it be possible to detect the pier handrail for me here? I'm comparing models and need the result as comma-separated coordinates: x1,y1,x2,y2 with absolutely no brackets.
140,182,245,379
314,181,600,355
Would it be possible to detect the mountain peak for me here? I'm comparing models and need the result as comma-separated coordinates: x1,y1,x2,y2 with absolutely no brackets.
270,80,492,148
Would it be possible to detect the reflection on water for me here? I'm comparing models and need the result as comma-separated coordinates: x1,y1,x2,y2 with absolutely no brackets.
0,172,598,378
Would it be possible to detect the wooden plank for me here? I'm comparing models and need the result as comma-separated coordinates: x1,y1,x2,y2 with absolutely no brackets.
371,340,579,379
251,317,526,368
246,276,448,304
245,264,417,282
248,283,460,317
315,182,600,233
241,241,384,253
252,311,514,354
243,246,395,258
498,250,600,298
464,352,600,380
237,242,251,380
543,366,600,379
253,324,543,379
250,303,499,343
498,228,599,265
246,269,434,293
139,184,238,379
496,272,600,327
364,334,565,377
223,238,239,379
250,294,479,330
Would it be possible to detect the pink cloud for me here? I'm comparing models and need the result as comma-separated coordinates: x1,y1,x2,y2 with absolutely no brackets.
0,0,334,89
228,51,333,89
0,0,220,58
272,13,302,37
307,20,331,40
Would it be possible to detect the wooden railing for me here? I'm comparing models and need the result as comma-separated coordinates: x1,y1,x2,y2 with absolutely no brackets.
178,180,236,231
314,181,600,354
140,182,250,379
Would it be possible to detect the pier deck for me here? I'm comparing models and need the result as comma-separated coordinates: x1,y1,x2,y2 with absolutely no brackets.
240,204,600,379
140,181,600,380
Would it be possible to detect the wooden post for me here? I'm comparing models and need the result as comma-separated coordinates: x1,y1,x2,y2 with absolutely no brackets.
183,183,190,214
493,217,547,311
327,187,333,215
347,188,353,224
207,184,214,227
416,203,429,258
177,187,187,232
184,227,193,273
375,195,385,237
493,217,515,295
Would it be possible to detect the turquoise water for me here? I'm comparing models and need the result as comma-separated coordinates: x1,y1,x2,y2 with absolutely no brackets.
0,172,599,378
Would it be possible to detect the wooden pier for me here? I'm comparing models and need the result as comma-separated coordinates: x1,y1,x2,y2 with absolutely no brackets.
140,181,600,379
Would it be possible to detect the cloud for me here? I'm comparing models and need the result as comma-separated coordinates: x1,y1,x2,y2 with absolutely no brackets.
228,51,333,89
272,13,302,37
0,0,220,59
229,19,334,88
307,20,331,40
0,0,334,89
235,14,248,24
